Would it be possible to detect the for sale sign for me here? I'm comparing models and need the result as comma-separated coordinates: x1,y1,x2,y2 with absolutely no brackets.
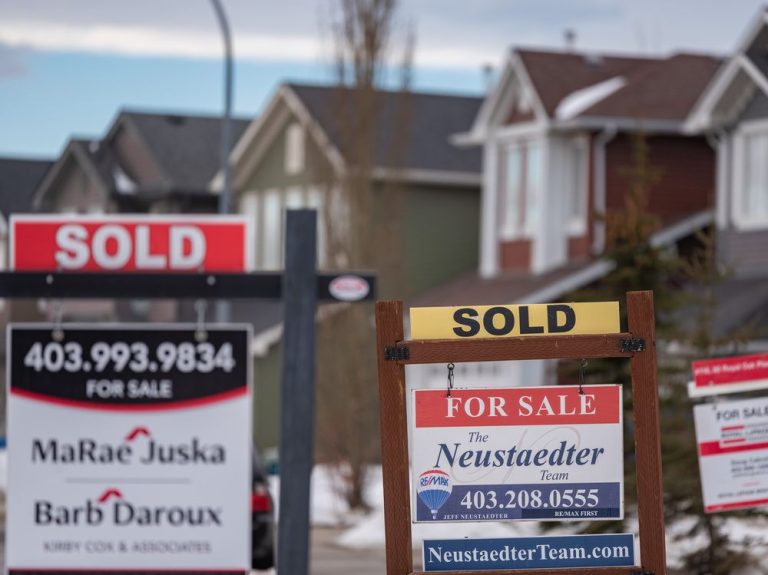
6,325,252,574
411,385,623,522
690,352,768,397
694,397,768,513
10,215,253,272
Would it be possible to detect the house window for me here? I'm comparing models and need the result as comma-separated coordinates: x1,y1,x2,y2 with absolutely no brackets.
565,138,588,235
285,123,305,175
501,141,541,238
741,130,768,224
240,191,259,267
262,188,282,269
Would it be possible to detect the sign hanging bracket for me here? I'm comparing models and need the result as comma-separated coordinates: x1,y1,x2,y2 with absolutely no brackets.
620,337,646,353
384,345,410,361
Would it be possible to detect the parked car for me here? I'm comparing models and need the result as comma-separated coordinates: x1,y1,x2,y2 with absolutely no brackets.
252,449,275,570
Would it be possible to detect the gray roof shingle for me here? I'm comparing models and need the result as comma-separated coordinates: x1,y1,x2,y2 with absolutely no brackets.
287,84,483,174
0,156,53,216
123,111,251,191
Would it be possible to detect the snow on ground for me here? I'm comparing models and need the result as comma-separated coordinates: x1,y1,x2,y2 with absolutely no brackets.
281,464,768,573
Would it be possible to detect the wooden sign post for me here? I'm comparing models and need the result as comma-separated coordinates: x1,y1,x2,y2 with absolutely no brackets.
375,290,666,575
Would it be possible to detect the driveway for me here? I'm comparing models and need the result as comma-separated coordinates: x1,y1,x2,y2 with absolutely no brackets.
311,527,387,575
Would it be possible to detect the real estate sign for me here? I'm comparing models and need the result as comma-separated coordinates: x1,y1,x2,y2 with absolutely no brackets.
10,215,254,272
6,324,252,574
411,385,623,522
689,352,768,397
694,396,768,513
409,302,620,340
422,534,636,572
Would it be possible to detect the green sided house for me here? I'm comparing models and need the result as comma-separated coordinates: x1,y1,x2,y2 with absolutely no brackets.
215,83,484,451
218,82,482,298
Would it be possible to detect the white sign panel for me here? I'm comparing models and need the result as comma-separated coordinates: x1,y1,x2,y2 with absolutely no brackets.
7,325,252,574
411,385,623,522
694,397,768,513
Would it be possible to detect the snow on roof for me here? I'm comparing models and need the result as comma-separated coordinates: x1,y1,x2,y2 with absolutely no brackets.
555,76,627,120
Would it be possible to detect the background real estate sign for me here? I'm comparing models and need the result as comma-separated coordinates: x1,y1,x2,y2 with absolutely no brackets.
10,215,253,272
690,352,768,397
411,385,623,522
6,324,252,574
694,396,768,513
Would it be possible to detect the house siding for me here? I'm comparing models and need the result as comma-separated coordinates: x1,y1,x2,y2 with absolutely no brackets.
253,342,281,451
242,110,331,191
719,228,768,277
737,89,768,123
605,134,715,224
44,157,109,213
500,239,531,270
400,183,479,299
568,235,591,260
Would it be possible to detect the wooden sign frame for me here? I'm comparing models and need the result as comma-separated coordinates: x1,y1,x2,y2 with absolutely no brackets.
375,290,666,575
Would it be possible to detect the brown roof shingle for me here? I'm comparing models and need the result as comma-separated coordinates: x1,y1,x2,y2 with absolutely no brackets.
517,49,722,122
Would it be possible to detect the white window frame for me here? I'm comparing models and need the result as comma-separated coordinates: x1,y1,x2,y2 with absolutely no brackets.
284,122,305,175
239,190,260,267
498,137,543,240
567,136,589,237
732,117,768,230
262,188,283,269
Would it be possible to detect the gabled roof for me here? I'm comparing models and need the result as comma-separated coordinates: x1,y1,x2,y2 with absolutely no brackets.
0,156,53,216
120,111,250,191
518,49,660,118
36,110,250,208
228,83,483,188
288,84,482,175
466,48,721,140
687,8,768,131
577,53,722,121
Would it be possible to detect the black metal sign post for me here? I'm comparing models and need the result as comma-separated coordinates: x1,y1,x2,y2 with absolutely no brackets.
278,210,317,575
0,209,374,575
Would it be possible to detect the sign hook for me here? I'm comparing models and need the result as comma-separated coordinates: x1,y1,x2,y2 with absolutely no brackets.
578,359,588,395
195,299,208,342
51,300,64,342
446,363,455,397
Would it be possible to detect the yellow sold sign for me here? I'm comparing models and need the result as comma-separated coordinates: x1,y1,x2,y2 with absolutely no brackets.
410,302,620,340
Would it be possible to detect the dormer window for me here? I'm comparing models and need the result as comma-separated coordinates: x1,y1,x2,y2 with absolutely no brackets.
285,122,305,175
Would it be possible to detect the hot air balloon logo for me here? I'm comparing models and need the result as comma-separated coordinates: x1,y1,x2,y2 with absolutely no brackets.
417,468,452,519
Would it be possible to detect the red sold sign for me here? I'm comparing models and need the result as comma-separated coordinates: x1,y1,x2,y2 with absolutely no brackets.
11,216,253,272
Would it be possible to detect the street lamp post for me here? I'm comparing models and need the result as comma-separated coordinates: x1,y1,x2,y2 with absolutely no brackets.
210,0,234,215
210,0,233,324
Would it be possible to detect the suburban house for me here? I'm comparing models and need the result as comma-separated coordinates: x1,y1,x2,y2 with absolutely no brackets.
221,82,483,299
686,7,768,342
31,110,250,323
409,46,724,389
219,82,483,450
35,110,249,215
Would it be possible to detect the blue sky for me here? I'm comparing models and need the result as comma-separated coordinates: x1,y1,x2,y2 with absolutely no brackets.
0,0,764,158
